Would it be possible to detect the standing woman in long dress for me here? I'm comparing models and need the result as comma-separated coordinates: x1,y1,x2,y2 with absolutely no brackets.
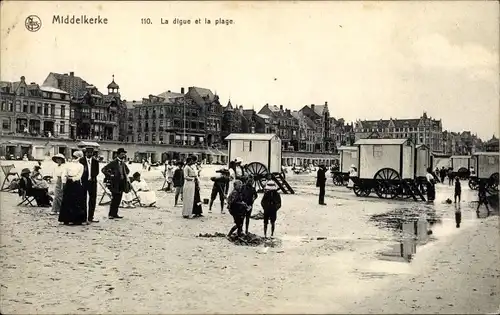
182,157,197,218
58,151,87,225
191,156,204,217
50,153,66,215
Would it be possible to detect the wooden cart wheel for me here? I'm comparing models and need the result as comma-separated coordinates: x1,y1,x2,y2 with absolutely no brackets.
457,167,469,180
245,162,269,191
333,174,343,186
361,187,371,197
353,184,363,197
374,168,401,181
468,177,479,190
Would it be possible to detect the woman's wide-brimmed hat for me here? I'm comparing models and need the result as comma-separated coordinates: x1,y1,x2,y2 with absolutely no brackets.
21,168,31,175
350,164,356,168
52,153,66,163
73,150,84,158
265,180,277,190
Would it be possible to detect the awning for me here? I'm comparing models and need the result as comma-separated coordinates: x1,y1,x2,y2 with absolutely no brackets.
77,141,100,148
2,140,32,145
50,142,68,147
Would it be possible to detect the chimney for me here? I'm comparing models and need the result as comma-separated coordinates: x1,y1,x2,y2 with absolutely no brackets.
70,72,74,77
311,104,315,111
325,101,328,106
181,87,185,94
280,105,283,110
167,90,171,93
286,109,290,115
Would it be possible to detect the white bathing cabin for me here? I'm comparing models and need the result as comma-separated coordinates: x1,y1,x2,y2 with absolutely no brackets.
450,155,472,171
224,133,282,173
471,152,499,179
414,144,431,178
355,138,415,179
338,146,358,173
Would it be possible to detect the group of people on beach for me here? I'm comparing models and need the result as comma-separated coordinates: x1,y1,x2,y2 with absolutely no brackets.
161,156,282,238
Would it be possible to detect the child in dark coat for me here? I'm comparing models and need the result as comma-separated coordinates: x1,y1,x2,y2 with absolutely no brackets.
227,180,248,237
241,176,258,234
261,180,282,238
173,162,184,206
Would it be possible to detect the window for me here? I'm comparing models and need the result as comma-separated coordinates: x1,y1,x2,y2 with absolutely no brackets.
243,141,252,152
59,122,65,134
23,103,28,112
37,104,42,114
50,104,55,116
61,105,65,117
2,119,11,130
373,145,383,158
44,104,49,115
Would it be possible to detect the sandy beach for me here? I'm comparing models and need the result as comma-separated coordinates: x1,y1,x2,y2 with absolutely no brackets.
0,161,498,314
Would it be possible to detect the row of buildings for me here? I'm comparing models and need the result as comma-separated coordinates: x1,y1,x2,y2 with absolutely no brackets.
0,72,496,155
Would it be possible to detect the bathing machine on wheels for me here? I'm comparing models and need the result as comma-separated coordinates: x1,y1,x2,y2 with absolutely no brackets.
468,152,499,195
331,146,358,186
450,155,472,180
224,133,294,194
350,138,426,201
414,144,433,194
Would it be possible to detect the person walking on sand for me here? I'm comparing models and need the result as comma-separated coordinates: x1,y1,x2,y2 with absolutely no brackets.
101,148,130,219
425,167,436,202
241,176,258,235
50,153,66,215
80,147,100,223
173,161,184,206
316,164,327,205
454,204,462,228
58,151,87,225
164,160,174,192
227,180,247,237
454,177,461,203
182,157,197,218
476,181,490,217
261,180,282,239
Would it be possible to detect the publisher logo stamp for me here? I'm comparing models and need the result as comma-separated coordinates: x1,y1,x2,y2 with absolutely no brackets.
25,15,42,32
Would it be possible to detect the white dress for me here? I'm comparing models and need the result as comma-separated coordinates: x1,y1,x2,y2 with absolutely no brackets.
226,168,236,198
182,165,197,217
132,179,156,205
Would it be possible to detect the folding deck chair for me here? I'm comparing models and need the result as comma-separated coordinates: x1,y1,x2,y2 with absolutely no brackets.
98,181,113,206
159,170,169,191
129,186,143,207
1,164,20,192
17,189,36,206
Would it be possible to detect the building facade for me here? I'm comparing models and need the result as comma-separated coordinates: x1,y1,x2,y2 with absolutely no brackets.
258,104,300,151
129,89,207,147
291,110,316,152
221,100,244,142
43,72,125,141
299,102,332,152
354,112,443,152
0,76,71,139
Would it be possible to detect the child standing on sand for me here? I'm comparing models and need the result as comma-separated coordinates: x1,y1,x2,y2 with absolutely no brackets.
261,180,282,239
454,177,461,203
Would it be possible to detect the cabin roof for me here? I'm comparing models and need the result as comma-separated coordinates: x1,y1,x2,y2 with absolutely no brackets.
338,146,357,151
354,138,410,146
416,144,429,150
472,152,500,156
225,133,277,141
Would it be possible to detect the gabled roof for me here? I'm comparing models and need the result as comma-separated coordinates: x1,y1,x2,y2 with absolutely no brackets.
187,86,216,104
303,116,317,129
355,138,411,146
312,105,325,116
225,133,278,141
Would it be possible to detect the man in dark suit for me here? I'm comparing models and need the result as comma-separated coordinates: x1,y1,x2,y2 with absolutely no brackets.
101,148,130,219
80,147,100,223
316,164,327,206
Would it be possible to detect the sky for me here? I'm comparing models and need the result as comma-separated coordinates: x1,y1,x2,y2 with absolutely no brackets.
1,1,498,140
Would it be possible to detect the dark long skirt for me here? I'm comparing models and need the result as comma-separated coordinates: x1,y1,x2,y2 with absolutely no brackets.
192,180,203,216
426,182,436,201
58,179,87,225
